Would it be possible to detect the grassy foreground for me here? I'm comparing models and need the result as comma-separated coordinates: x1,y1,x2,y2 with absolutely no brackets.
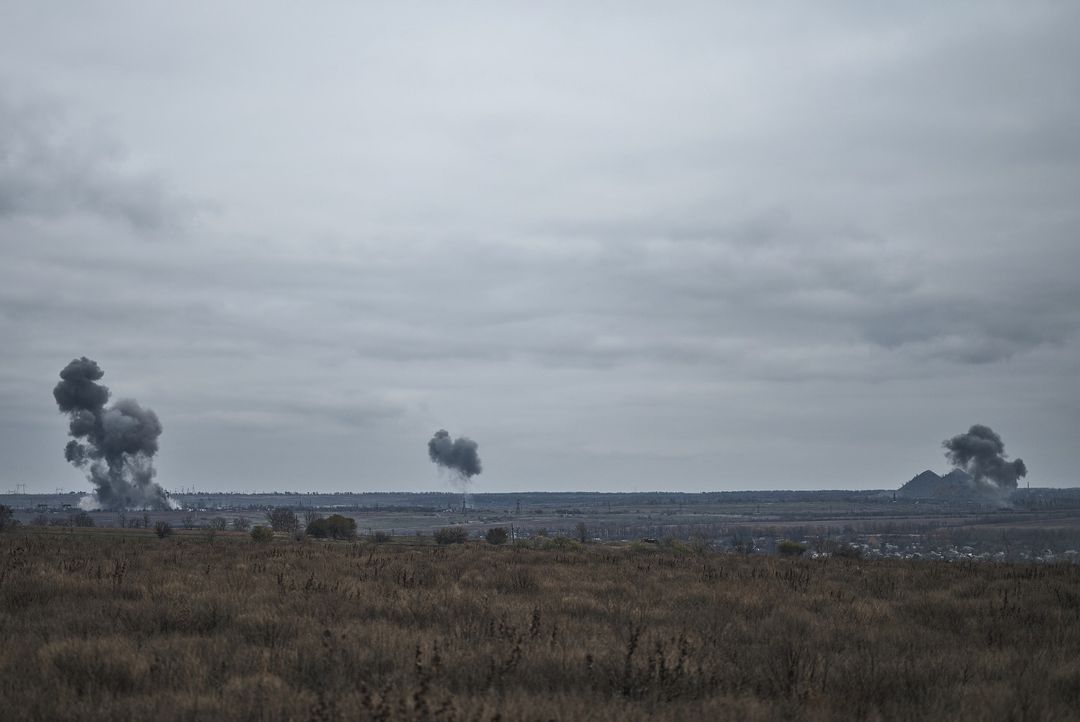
1,532,1078,721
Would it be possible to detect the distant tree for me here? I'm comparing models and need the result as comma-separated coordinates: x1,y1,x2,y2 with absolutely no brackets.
306,514,357,540
266,508,299,533
31,514,50,527
182,514,196,530
304,510,322,527
232,515,251,531
70,511,95,528
250,525,274,544
689,534,710,555
778,540,807,557
733,536,755,555
434,527,469,545
0,505,18,532
575,522,589,544
485,527,509,545
371,530,391,544
209,517,228,531
832,543,862,560
155,521,173,539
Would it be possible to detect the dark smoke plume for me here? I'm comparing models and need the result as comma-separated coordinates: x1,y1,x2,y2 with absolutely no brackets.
53,357,172,510
942,424,1027,490
428,429,482,484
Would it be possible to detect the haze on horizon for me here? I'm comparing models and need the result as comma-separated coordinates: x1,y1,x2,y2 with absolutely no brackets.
2,2,1078,494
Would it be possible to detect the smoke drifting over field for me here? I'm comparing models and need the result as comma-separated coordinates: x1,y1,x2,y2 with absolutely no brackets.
943,424,1027,491
428,429,482,494
53,357,172,510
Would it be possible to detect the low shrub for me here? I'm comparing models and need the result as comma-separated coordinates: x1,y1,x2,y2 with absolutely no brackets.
38,637,151,696
778,540,807,556
733,537,756,554
485,527,509,545
70,511,95,528
0,505,19,532
832,543,863,560
306,514,357,540
434,526,468,545
660,537,691,553
154,521,173,539
250,525,274,544
494,565,539,593
541,536,582,551
265,508,298,533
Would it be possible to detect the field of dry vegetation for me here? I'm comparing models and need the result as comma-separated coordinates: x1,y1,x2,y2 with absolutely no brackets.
1,529,1079,721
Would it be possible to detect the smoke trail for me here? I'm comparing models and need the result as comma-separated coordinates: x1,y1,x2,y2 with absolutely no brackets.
53,357,172,510
427,429,482,501
942,424,1027,490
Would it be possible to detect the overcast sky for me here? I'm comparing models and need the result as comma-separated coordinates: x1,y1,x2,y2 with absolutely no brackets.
2,2,1077,494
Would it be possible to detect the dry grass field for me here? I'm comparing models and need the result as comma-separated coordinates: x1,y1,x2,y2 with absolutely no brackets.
1,530,1079,721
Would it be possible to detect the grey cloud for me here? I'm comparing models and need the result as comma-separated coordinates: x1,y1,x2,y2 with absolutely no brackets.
0,92,185,228
1,3,1079,491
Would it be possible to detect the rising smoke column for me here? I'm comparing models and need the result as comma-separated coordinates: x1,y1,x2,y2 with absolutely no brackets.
427,429,482,495
943,424,1027,490
53,357,171,510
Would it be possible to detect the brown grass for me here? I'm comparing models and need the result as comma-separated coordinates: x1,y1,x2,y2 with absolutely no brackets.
1,531,1078,721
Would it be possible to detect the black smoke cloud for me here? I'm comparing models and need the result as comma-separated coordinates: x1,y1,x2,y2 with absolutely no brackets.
427,429,482,482
943,424,1027,490
53,357,171,510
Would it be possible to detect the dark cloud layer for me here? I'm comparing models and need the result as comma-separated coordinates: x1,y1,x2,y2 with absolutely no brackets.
1,3,1078,491
0,94,181,228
